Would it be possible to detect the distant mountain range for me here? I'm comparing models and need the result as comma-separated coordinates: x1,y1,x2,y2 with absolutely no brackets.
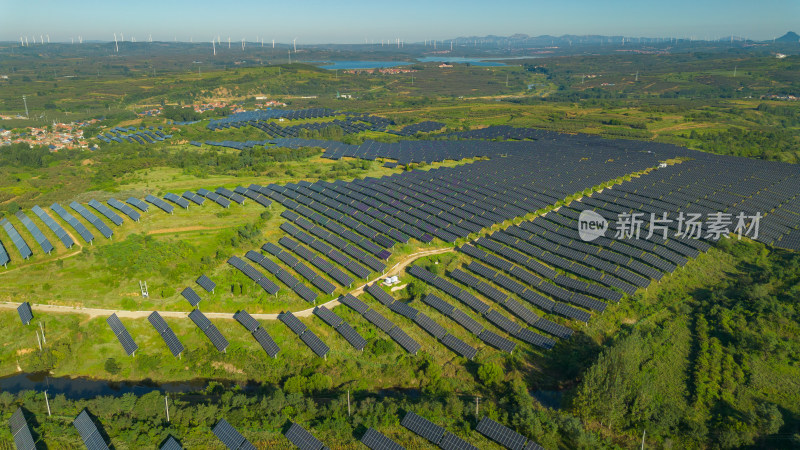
776,31,800,43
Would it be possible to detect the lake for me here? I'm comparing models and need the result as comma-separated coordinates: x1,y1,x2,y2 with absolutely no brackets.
314,55,542,70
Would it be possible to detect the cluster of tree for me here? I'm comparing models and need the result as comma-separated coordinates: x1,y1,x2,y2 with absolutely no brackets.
161,106,202,122
690,127,799,162
572,239,800,448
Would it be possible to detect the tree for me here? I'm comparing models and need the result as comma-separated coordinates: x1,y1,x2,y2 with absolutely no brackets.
477,362,504,387
104,358,121,375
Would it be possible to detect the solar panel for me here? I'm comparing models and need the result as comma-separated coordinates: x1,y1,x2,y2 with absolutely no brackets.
106,313,138,355
88,199,124,226
126,197,149,212
476,416,530,450
234,310,261,332
422,294,454,315
160,328,185,357
107,198,141,221
279,311,308,335
196,275,216,292
32,205,74,248
439,432,479,450
160,436,183,450
440,334,478,359
181,287,202,307
16,210,54,254
9,408,35,450
145,194,174,214
300,330,330,358
1,218,33,259
366,283,396,306
294,283,318,303
17,302,33,325
51,202,94,243
213,418,253,450
189,309,210,330
241,327,278,360
73,409,109,450
339,294,369,314
336,322,368,350
389,301,418,320
363,309,395,333
414,313,447,339
360,428,405,450
401,412,445,444
284,422,325,450
478,329,516,353
313,306,343,328
388,326,421,354
204,325,231,352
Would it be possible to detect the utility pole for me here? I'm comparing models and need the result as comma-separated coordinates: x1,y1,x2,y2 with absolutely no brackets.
44,391,51,416
39,322,46,344
165,395,170,422
36,331,42,351
347,390,351,417
641,429,646,449
475,396,480,416
23,95,29,118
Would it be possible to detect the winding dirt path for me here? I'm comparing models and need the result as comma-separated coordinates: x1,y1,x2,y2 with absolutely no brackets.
0,246,454,321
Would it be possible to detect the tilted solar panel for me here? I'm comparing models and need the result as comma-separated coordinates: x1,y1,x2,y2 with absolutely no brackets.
17,302,33,325
284,422,325,450
401,412,444,444
360,428,405,450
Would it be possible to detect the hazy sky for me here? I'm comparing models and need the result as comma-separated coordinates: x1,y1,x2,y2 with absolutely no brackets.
1,0,797,43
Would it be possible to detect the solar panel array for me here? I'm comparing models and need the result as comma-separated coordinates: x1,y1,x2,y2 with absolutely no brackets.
148,311,184,357
0,238,8,267
277,232,354,287
107,198,141,222
279,311,329,357
196,274,216,292
73,409,109,450
476,416,544,450
126,197,149,212
360,428,405,450
160,436,182,450
88,199,124,226
1,218,33,259
228,255,280,295
197,188,232,208
51,202,94,243
257,242,326,302
106,313,138,356
17,302,33,325
234,309,280,357
313,306,367,350
9,407,36,450
70,202,113,239
32,205,74,248
409,265,552,352
338,294,421,355
284,422,327,450
181,287,202,307
189,309,229,352
145,194,174,214
365,284,477,359
212,418,256,450
16,210,54,254
164,192,190,209
400,412,446,445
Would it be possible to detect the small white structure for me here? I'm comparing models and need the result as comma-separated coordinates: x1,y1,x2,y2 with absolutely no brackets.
383,276,400,286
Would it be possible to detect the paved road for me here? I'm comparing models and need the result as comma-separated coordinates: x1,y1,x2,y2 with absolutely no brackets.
0,247,453,321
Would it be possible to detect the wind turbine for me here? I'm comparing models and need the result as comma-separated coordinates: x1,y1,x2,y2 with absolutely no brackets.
121,32,124,42
228,37,231,48
272,39,275,48
293,38,297,52
46,34,50,43
242,38,245,50
20,37,23,46
212,39,216,55
113,33,119,52
79,36,82,44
